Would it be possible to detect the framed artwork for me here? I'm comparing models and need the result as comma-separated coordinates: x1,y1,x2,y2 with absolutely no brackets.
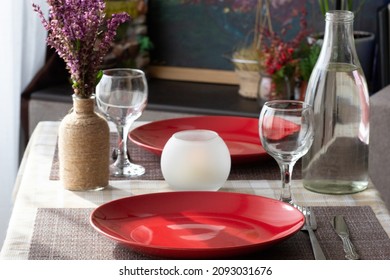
146,0,380,84
147,0,315,84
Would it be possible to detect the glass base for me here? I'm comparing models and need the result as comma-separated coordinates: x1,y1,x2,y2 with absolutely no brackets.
303,180,368,194
282,200,302,211
110,162,145,177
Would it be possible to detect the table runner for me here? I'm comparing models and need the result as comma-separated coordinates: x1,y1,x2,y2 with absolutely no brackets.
28,206,390,260
49,133,300,181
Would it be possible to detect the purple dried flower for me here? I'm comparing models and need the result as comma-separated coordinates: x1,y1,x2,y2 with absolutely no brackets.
33,0,130,98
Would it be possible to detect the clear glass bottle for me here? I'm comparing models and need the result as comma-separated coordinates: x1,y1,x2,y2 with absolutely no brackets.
302,10,369,194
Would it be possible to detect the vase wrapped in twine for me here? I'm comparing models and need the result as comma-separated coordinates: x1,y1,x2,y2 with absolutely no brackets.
58,95,110,191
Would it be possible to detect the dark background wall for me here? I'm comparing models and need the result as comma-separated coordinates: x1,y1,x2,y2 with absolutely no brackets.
148,0,386,69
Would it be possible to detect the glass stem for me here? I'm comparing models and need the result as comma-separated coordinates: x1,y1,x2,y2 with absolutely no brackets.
115,123,131,167
278,162,295,204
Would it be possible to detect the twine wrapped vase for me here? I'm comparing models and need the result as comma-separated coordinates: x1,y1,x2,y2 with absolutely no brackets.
58,95,110,191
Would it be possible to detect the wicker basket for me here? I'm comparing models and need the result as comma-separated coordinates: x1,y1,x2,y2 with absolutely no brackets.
235,69,261,99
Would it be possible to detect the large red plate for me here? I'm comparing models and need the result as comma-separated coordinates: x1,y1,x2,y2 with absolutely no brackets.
90,192,304,259
129,116,267,163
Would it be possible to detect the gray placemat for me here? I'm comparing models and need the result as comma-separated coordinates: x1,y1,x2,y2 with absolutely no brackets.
28,206,390,260
49,133,298,181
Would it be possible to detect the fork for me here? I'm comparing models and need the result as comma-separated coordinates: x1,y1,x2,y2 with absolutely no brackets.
300,206,317,231
302,207,326,260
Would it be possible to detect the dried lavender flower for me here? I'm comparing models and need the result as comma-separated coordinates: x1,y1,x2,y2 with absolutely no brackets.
33,0,130,98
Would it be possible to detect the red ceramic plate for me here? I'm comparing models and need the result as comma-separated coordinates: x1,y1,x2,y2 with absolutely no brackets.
90,192,304,259
129,116,267,163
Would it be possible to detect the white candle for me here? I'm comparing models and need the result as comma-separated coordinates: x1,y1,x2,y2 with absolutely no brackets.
161,130,231,191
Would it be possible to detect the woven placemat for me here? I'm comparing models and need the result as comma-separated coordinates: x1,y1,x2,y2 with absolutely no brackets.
28,206,390,260
49,133,299,181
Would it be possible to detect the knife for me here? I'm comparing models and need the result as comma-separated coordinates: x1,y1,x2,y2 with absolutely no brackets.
331,215,360,260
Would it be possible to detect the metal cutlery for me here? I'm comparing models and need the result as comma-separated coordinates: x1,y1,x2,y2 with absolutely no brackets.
331,215,359,260
302,207,327,260
301,207,317,231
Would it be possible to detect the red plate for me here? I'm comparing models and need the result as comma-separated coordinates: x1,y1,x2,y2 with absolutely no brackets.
90,192,304,259
129,116,267,163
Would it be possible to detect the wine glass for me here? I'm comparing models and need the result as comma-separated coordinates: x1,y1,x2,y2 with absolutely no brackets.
96,68,148,177
259,100,314,206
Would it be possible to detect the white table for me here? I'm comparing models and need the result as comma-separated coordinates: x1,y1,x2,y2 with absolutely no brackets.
1,121,390,260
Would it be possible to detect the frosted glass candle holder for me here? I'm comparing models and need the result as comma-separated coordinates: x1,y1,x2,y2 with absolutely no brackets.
161,130,231,191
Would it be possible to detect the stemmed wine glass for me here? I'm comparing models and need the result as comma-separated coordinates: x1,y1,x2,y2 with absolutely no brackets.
259,100,314,206
96,68,148,177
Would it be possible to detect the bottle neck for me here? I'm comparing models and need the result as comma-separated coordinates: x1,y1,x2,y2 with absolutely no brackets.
73,94,96,115
319,10,359,66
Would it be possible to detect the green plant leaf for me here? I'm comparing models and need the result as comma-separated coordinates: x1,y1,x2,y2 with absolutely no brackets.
96,70,103,86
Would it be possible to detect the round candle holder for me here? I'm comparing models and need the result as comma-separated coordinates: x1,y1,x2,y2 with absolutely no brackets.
161,130,231,191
